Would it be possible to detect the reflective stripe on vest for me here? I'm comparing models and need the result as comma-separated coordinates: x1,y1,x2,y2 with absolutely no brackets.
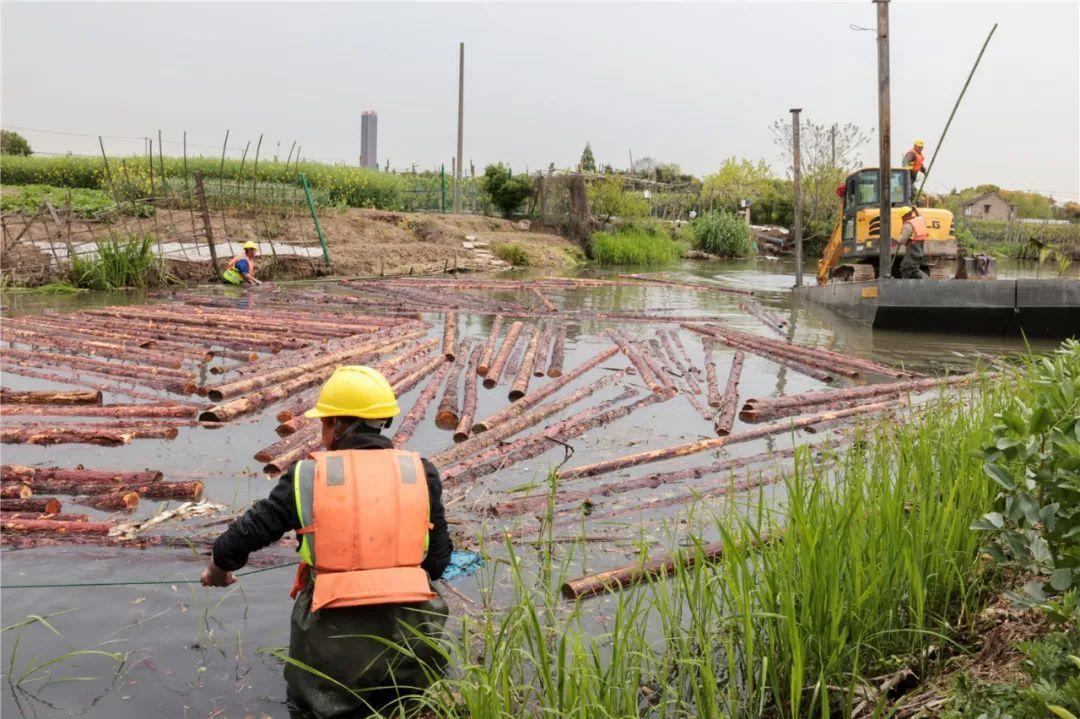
293,448,436,611
908,216,929,242
222,268,243,285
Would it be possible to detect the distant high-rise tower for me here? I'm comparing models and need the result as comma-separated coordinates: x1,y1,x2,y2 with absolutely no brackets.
360,111,378,169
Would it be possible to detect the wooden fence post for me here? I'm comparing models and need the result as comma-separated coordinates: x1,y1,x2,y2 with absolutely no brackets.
193,171,219,273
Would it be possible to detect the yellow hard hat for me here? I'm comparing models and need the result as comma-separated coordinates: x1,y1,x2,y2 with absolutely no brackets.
899,205,915,216
305,365,400,419
913,139,925,148
242,241,258,252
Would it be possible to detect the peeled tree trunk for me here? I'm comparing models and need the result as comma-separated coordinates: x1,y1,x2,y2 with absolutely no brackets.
1,518,116,535
483,321,524,389
530,287,558,313
532,324,555,378
0,388,101,405
381,339,441,387
453,345,484,442
73,491,140,512
607,330,662,392
508,326,543,401
2,347,194,382
0,403,198,418
392,360,452,446
556,399,899,481
471,345,620,434
703,338,721,408
547,325,567,378
1,512,87,523
1,465,163,485
1,497,62,515
435,342,471,430
264,433,322,476
392,354,449,396
476,315,505,377
4,477,201,500
714,351,745,436
0,425,178,446
1,484,33,499
442,312,458,361
683,324,834,383
1,325,186,370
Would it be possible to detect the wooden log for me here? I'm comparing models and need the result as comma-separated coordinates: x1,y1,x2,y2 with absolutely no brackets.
1,326,186,369
471,344,620,434
502,326,531,381
0,365,168,402
714,351,745,436
276,416,312,437
476,315,504,376
2,347,194,381
703,337,721,408
434,368,632,469
381,339,440,387
616,273,753,297
1,497,62,514
442,312,457,361
529,287,558,312
393,353,448,396
0,403,198,418
739,373,977,422
607,330,661,392
1,465,163,485
1,484,33,499
483,321,524,389
1,518,116,535
640,339,675,392
666,329,696,372
73,491,140,512
0,388,101,405
453,345,484,442
435,342,471,430
255,426,318,463
24,315,222,363
508,325,543,401
264,434,322,476
392,360,452,446
1,512,87,522
532,323,555,377
547,325,567,377
0,425,177,446
556,399,898,481
684,325,834,383
5,477,200,500
740,300,788,335
491,447,798,517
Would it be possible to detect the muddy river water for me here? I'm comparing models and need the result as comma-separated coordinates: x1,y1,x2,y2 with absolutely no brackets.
1,258,1073,718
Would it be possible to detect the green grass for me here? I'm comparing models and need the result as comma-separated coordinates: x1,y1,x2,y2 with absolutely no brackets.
68,233,164,290
589,226,686,266
0,184,124,218
492,243,529,266
688,210,757,257
304,365,1050,718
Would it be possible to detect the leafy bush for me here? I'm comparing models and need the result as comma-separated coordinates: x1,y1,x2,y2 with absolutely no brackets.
1,130,32,156
0,184,122,218
972,340,1080,607
689,210,756,257
481,163,533,217
69,233,162,290
957,217,1080,250
492,242,529,266
589,225,685,266
587,176,649,223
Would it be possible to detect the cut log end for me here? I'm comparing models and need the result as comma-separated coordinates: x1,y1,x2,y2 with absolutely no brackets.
482,378,497,390
508,389,526,402
198,409,223,422
452,429,471,443
547,369,563,378
435,411,459,431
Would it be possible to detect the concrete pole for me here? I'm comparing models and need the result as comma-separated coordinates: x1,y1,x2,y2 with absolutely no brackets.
876,0,892,280
791,108,803,287
454,42,464,214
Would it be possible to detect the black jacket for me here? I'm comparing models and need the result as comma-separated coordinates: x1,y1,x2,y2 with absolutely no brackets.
212,429,452,580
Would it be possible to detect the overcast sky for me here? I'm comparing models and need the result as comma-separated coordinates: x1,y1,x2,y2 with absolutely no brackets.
2,1,1077,200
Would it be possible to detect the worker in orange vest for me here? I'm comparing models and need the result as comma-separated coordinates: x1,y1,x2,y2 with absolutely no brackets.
223,241,262,285
201,366,452,717
898,206,930,279
902,140,926,185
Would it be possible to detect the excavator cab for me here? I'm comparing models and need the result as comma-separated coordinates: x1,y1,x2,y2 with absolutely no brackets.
817,168,958,284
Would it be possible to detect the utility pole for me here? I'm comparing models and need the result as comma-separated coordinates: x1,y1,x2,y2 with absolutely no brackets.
454,42,464,214
875,0,892,280
791,108,803,287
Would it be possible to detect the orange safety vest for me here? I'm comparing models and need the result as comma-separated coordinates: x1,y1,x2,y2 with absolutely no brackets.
909,149,924,173
906,216,929,242
290,448,436,612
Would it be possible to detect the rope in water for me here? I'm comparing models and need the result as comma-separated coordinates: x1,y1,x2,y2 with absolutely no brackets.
0,561,294,590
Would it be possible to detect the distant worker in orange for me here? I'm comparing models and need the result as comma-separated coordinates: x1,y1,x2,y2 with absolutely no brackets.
223,241,262,285
903,139,927,185
898,206,929,279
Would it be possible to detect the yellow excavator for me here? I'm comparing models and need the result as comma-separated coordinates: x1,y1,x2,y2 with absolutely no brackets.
817,167,958,284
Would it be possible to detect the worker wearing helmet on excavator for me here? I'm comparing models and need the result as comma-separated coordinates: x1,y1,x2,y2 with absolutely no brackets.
903,140,926,184
898,206,930,279
201,366,453,717
223,241,262,285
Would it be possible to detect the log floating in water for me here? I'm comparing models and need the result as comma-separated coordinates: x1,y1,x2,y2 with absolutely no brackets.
1,511,87,523
255,426,318,463
483,321,524,389
714,351,745,436
4,477,201,500
547,325,567,378
739,373,977,422
502,326,531,381
1,465,163,485
0,425,177,446
684,324,835,383
381,339,440,387
740,300,788,335
442,312,458,361
530,287,558,313
1,497,62,515
1,484,33,499
73,491,140,512
607,330,661,392
472,344,620,434
0,403,198,418
264,434,322,475
703,338,721,408
392,359,452,446
0,388,101,405
508,326,543,401
0,363,173,402
435,342,471,430
393,353,449,396
532,323,555,378
556,399,897,481
476,315,505,376
453,346,484,442
1,518,116,535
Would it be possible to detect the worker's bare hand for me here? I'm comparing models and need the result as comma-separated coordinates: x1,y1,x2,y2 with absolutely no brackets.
200,563,236,587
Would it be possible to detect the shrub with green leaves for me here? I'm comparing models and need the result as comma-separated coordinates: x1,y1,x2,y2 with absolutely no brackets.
586,176,649,223
492,242,529,266
589,225,685,266
481,163,533,217
1,129,33,156
0,184,122,218
972,339,1080,606
689,210,756,257
69,233,162,290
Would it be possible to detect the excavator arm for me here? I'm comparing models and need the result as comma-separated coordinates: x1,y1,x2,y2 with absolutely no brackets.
816,212,844,285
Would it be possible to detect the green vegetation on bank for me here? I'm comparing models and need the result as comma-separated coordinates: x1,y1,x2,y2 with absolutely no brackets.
68,233,167,290
686,210,756,257
0,184,125,218
316,343,1078,718
491,242,529,266
590,224,686,266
